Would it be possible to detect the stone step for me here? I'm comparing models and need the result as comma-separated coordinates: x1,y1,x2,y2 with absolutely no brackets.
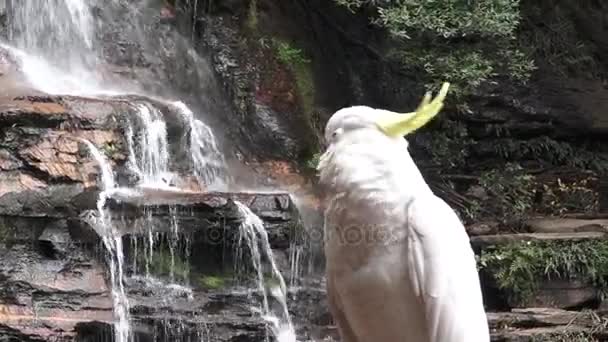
470,231,608,248
308,309,608,341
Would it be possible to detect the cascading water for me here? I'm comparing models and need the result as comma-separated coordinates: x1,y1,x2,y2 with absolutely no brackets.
171,101,228,189
128,102,173,187
80,139,131,342
3,0,112,94
2,0,301,341
235,202,296,342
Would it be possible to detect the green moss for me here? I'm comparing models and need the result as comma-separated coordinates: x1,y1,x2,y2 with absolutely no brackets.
246,0,258,32
198,275,227,289
478,240,608,303
263,273,282,289
271,38,319,157
272,39,314,109
136,246,190,281
293,61,315,115
101,141,121,159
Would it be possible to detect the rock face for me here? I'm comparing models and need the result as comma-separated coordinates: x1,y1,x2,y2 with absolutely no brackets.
0,177,309,341
0,48,314,341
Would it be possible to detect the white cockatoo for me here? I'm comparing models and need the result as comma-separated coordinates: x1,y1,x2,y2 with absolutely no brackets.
317,83,490,342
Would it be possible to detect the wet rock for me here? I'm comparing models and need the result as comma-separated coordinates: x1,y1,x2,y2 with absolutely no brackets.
0,172,46,198
101,189,304,250
196,16,317,161
19,129,122,185
0,184,91,217
38,220,72,258
0,243,113,341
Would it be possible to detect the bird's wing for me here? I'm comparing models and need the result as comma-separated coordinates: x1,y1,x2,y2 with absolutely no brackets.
406,195,489,342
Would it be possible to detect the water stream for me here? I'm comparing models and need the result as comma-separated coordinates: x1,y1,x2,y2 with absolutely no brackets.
2,1,300,341
235,202,296,342
80,139,131,342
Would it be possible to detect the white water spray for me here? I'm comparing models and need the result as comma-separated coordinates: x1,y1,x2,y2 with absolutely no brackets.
235,201,296,342
4,0,110,95
128,102,174,188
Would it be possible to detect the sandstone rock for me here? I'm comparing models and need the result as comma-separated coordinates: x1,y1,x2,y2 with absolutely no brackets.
0,243,113,341
100,189,304,250
0,172,46,197
526,218,608,233
0,188,310,341
507,279,599,309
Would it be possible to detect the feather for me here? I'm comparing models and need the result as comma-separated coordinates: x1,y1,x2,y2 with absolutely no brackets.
407,194,490,342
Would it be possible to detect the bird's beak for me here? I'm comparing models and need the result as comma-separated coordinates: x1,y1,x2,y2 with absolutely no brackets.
375,82,450,137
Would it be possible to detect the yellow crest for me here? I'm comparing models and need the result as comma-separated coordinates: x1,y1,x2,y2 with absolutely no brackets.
375,82,450,137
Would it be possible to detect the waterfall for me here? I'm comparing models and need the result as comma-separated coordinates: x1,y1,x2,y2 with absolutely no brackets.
235,202,296,342
4,0,107,94
128,102,173,188
2,0,301,341
171,101,228,190
80,139,131,342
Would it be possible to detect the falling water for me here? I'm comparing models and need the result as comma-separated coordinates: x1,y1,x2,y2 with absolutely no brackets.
171,101,228,190
3,0,302,340
127,102,174,187
80,139,131,342
234,201,296,342
4,0,109,94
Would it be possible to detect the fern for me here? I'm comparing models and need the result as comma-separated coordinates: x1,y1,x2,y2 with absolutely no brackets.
478,240,608,302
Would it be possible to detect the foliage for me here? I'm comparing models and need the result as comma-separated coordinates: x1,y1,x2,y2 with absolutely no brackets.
336,0,520,38
478,240,608,303
538,177,599,215
273,39,311,67
531,331,597,342
305,152,321,171
271,38,318,153
334,0,536,100
412,118,473,168
473,163,535,225
519,3,600,78
492,137,608,173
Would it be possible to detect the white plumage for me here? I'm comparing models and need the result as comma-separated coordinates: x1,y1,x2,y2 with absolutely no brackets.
317,105,490,342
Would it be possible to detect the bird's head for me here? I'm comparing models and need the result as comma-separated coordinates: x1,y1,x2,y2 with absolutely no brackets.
316,83,450,193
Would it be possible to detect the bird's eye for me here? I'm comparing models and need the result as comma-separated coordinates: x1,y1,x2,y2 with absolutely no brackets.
331,128,343,140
